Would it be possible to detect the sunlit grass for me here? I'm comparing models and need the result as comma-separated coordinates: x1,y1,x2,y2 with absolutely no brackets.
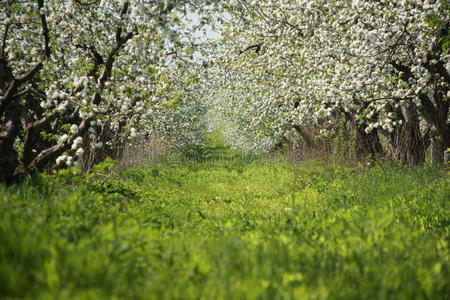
1,139,449,299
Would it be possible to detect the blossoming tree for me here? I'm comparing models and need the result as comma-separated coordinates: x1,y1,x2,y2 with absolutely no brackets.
207,0,449,163
1,0,449,184
0,0,217,183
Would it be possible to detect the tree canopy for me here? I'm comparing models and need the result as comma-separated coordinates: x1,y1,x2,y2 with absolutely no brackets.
1,0,449,183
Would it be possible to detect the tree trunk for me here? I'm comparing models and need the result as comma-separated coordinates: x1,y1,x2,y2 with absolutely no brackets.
0,59,20,184
0,107,21,184
355,126,383,160
394,106,429,165
431,137,444,165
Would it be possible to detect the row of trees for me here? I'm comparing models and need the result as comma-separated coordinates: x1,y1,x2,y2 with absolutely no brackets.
205,0,450,164
1,1,449,184
0,0,219,184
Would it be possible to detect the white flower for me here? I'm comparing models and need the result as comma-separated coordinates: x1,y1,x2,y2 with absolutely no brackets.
66,156,74,166
75,148,84,156
40,101,51,109
130,127,137,138
56,155,67,165
72,136,83,149
74,136,83,145
70,124,78,134
57,101,68,113
58,134,69,144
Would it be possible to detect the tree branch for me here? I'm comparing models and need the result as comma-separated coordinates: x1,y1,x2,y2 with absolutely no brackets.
16,62,44,84
0,62,43,114
116,1,130,42
1,24,9,59
37,0,51,59
93,29,135,105
239,44,262,55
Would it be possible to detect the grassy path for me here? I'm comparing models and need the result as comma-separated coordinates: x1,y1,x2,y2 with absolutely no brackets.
1,139,449,299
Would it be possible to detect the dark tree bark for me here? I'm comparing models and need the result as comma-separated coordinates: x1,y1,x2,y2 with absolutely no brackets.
355,126,384,160
393,105,429,165
390,24,450,160
0,58,19,184
293,125,317,149
0,57,44,183
431,135,444,165
340,104,384,160
0,107,21,184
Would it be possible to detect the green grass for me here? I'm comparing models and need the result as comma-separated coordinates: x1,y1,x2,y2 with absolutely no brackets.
1,138,449,299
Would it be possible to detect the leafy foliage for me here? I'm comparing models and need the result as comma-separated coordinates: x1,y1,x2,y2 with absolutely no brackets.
1,142,449,299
